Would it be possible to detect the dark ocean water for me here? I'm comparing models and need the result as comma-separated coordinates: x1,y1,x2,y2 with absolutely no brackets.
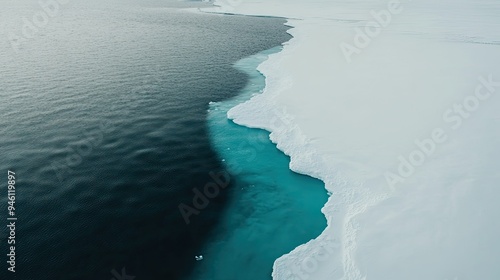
0,1,291,279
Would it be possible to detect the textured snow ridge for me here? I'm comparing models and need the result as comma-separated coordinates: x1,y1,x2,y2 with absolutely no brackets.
227,20,368,280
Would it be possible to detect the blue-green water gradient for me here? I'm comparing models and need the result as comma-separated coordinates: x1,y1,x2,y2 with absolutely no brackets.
190,47,329,280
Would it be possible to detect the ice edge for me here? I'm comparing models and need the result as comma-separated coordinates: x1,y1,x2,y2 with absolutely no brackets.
226,21,343,280
205,2,366,279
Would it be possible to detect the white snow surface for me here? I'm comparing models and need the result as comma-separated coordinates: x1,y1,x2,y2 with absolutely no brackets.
205,1,500,279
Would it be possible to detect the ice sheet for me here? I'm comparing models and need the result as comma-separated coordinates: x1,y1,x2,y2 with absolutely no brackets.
205,1,500,279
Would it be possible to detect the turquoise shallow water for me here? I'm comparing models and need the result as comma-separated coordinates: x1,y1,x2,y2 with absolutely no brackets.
190,47,329,279
0,2,292,278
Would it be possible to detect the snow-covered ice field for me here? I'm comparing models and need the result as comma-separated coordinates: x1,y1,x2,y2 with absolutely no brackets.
205,0,500,279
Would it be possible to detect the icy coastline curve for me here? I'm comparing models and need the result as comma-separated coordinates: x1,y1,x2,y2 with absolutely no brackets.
225,21,350,280
207,1,500,279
